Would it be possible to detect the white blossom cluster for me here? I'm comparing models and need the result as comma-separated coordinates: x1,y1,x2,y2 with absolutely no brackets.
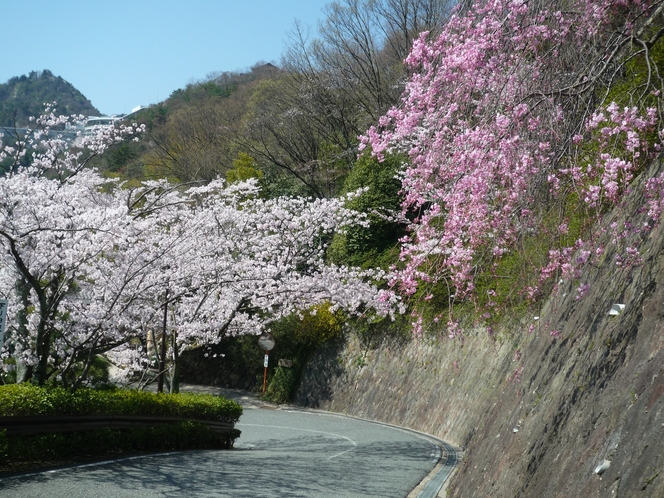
0,111,393,385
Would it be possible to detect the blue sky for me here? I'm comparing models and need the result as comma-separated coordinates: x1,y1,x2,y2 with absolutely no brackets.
2,0,331,116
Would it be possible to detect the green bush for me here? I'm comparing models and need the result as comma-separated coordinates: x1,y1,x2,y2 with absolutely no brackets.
3,421,231,467
327,151,405,270
0,385,243,471
265,367,299,404
0,384,242,423
260,303,344,403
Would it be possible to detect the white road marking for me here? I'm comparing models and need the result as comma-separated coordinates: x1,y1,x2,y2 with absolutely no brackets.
0,452,183,481
237,423,358,459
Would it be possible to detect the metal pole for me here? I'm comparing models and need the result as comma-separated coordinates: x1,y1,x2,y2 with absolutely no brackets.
157,288,168,393
262,350,269,393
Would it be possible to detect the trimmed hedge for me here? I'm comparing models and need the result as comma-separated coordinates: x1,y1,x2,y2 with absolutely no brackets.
0,422,228,465
0,385,243,471
0,384,242,422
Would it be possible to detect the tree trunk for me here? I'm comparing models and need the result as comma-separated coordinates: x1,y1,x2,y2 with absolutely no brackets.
16,362,32,384
157,290,168,393
31,327,50,386
168,331,180,394
14,278,32,384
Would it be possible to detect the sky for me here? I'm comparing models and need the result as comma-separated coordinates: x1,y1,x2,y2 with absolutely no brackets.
2,0,332,116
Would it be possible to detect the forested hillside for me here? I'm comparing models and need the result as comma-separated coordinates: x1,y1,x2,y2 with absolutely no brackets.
106,0,450,198
0,70,98,127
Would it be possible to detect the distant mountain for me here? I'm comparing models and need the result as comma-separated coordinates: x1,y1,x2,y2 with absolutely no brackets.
0,70,99,127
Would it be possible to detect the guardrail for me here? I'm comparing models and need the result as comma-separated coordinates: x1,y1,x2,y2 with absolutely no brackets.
0,415,238,448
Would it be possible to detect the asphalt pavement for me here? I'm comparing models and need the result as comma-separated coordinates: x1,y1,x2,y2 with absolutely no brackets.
0,384,459,497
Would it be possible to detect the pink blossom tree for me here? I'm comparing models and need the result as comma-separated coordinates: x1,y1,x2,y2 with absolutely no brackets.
362,0,664,335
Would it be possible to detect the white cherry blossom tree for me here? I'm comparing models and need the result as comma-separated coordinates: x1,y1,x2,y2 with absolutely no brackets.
0,109,394,390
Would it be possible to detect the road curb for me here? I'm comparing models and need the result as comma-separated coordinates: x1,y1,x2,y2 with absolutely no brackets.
283,406,462,498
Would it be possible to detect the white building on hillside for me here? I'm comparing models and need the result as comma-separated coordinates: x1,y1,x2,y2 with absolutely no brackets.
84,106,146,136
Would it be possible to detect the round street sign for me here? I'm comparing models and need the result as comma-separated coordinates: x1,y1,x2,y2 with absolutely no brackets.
258,332,276,351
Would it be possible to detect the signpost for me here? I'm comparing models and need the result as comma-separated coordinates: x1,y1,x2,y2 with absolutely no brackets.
0,299,7,352
258,332,275,393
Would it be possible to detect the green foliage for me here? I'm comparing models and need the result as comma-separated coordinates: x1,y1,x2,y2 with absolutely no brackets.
132,104,169,131
181,305,344,404
226,152,263,184
167,64,277,109
142,64,278,132
276,303,343,348
0,70,99,127
1,421,229,469
44,355,112,390
170,81,235,104
0,358,17,384
264,367,298,404
0,385,242,470
101,141,143,175
0,384,242,422
261,303,344,403
93,139,147,180
258,170,312,198
328,151,405,269
603,30,664,109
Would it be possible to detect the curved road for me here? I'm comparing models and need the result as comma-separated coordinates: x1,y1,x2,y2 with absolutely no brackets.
0,388,458,497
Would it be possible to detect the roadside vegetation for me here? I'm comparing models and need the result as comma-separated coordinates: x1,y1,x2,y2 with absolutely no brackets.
0,384,242,473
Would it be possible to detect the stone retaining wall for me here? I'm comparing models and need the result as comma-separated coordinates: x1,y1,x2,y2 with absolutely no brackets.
295,163,664,497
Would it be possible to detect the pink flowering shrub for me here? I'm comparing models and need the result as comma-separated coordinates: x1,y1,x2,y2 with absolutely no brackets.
362,0,663,333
